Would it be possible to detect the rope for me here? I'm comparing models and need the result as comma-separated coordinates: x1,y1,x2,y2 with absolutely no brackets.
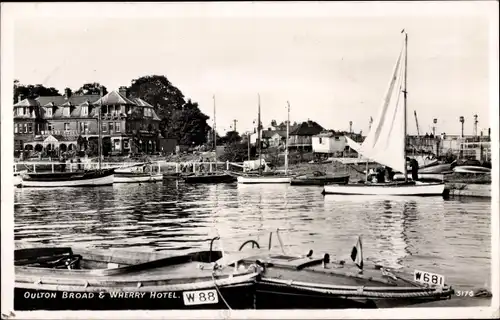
212,272,232,310
260,280,452,299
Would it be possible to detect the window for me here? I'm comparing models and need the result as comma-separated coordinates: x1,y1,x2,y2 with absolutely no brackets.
48,124,52,132
64,123,70,131
14,124,18,133
335,136,340,141
319,138,323,144
63,107,70,117
81,106,88,116
115,122,121,132
46,107,53,117
84,122,89,133
108,122,113,133
126,123,131,132
28,123,33,133
23,123,28,133
102,123,107,132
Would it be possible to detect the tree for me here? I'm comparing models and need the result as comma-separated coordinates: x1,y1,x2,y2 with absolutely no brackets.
14,80,61,103
127,75,210,146
221,131,241,145
74,83,108,96
219,142,249,162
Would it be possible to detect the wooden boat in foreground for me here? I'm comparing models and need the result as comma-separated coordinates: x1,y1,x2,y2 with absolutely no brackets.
20,169,115,188
222,230,454,309
14,244,261,311
291,172,350,186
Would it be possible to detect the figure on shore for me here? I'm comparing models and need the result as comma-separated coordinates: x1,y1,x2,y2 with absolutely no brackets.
385,166,394,182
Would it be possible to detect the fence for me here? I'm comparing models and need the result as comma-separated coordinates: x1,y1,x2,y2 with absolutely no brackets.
13,160,242,174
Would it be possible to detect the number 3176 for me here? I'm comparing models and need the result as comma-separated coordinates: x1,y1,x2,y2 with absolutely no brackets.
456,290,474,297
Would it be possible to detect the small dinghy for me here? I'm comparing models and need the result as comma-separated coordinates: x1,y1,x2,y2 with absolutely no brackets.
223,230,454,309
14,240,262,311
291,171,350,186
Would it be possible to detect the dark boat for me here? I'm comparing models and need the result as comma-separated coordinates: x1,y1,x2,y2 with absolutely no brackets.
291,171,350,186
184,172,237,184
223,230,455,309
14,242,260,311
20,169,115,188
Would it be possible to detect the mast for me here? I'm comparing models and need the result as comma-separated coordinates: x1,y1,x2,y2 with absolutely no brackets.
98,86,103,170
213,95,217,164
258,93,262,174
403,31,408,182
285,101,290,175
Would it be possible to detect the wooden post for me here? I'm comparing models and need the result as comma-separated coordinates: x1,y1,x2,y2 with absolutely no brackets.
33,164,36,173
52,163,55,173
194,163,197,173
226,160,229,171
69,163,72,172
176,163,179,173
14,164,17,172
158,161,161,173
209,162,213,173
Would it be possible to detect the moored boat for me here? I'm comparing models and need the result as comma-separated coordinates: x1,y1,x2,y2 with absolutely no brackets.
291,172,350,186
185,173,237,183
20,169,115,188
323,181,446,196
14,242,261,311
114,164,163,183
237,175,292,184
223,230,455,309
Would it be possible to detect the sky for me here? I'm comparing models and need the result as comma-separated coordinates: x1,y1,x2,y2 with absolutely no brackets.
8,1,497,136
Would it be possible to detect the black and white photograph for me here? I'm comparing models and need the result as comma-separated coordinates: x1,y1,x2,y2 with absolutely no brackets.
1,1,498,319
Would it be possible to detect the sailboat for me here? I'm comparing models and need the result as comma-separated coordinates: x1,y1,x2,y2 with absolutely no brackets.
237,97,292,184
184,95,236,184
20,88,114,188
323,31,445,196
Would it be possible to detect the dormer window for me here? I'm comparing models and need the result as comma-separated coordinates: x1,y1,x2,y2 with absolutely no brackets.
46,107,53,117
81,106,88,116
63,107,70,117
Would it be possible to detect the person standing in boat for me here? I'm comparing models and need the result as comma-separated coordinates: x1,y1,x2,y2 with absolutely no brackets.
407,157,419,181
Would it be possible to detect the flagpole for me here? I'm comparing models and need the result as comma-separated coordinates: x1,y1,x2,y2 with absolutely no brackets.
258,93,262,175
213,95,217,163
98,87,103,170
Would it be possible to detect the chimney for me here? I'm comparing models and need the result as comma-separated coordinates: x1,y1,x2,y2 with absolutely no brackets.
488,128,491,138
119,86,127,97
64,88,72,100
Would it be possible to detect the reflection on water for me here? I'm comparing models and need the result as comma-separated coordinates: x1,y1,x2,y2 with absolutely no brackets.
14,182,491,290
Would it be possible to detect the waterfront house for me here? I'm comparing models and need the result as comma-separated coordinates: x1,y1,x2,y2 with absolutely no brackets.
312,131,347,157
288,120,324,151
13,87,173,157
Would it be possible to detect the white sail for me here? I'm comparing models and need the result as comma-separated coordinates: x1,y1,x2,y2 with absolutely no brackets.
347,38,407,173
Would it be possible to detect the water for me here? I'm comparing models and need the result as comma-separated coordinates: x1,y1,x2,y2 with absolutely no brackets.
14,182,491,291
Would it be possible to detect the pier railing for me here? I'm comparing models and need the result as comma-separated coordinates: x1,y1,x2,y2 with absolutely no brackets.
13,160,242,174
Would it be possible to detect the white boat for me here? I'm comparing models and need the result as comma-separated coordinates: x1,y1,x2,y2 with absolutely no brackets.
238,98,293,184
323,31,445,197
453,165,491,174
323,181,445,196
237,176,291,184
393,173,445,182
14,170,26,187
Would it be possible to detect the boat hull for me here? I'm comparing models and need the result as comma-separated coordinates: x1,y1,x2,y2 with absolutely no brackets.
453,166,491,174
21,170,114,188
291,175,350,186
237,176,292,184
323,182,446,196
184,174,237,184
15,282,255,310
393,173,445,182
114,173,163,183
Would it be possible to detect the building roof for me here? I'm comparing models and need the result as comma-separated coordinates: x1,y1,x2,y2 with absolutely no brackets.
290,120,324,136
36,94,100,107
13,98,38,108
93,91,136,106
